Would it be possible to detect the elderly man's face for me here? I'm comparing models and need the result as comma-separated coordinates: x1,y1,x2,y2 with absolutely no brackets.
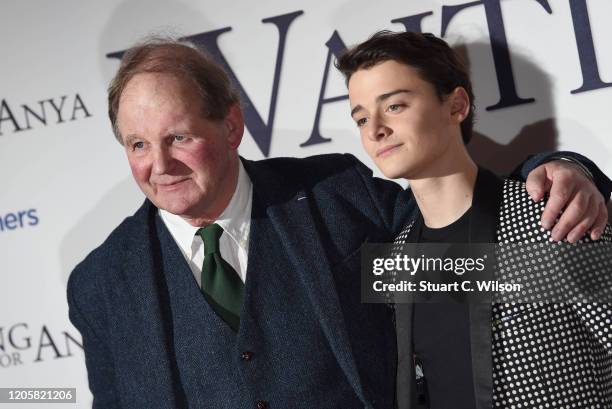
117,73,242,221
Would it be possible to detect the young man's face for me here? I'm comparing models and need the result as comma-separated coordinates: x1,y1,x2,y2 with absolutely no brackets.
348,60,461,180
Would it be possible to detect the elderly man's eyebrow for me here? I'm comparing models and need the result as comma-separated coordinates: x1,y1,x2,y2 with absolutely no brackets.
123,134,139,145
350,89,413,117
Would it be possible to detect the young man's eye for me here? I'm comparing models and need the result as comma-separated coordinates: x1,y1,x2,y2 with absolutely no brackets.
388,103,403,112
356,118,368,127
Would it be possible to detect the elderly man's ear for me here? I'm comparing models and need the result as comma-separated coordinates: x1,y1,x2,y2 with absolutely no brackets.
225,104,244,150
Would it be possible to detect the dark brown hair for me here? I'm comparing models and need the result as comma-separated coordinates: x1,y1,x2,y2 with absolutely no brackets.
108,38,239,143
336,31,475,144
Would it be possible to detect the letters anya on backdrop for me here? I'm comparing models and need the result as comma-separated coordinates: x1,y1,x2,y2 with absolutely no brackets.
0,95,92,136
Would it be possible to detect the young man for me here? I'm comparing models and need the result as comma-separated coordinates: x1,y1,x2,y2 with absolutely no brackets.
337,31,612,409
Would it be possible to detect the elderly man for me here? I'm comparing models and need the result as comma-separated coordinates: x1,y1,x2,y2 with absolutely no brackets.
68,39,611,409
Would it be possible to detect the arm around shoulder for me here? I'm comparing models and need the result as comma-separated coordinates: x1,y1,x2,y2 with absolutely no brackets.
511,151,612,201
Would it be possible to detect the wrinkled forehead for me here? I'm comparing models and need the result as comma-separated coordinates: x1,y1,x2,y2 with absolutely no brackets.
116,73,205,137
120,73,198,105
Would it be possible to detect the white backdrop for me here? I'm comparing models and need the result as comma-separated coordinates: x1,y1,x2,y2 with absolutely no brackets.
1,0,611,407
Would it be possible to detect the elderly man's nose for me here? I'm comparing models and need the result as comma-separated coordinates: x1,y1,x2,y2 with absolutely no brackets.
152,148,172,174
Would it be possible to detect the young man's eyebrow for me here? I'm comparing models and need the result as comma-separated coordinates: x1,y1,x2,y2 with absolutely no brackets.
350,89,413,117
351,105,364,117
377,89,412,102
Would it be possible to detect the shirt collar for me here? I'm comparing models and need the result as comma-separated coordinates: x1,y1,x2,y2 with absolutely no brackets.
216,160,252,251
159,160,253,259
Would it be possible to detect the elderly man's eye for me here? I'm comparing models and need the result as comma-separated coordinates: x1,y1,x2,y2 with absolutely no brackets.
174,134,186,142
133,141,144,150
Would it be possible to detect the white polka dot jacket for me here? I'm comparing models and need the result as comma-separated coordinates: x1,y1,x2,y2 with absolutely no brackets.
393,168,612,409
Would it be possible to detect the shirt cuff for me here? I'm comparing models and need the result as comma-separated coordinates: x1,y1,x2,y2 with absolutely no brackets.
546,155,594,181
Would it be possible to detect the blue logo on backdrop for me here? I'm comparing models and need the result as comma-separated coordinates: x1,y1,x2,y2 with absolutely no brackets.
106,0,611,158
0,209,39,232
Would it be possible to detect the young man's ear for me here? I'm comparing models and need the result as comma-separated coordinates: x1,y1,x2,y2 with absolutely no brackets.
449,87,470,124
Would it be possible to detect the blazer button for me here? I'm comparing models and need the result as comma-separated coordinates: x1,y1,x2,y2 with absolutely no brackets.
241,351,253,361
255,400,268,409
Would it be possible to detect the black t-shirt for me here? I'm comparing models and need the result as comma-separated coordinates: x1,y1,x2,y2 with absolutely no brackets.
412,208,477,409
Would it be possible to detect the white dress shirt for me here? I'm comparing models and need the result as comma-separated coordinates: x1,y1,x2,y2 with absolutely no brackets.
159,161,253,286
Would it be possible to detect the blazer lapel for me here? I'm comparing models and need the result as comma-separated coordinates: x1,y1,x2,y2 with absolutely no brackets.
121,201,179,345
120,200,188,406
242,158,369,407
468,168,503,409
393,219,419,409
395,302,416,409
469,168,503,244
